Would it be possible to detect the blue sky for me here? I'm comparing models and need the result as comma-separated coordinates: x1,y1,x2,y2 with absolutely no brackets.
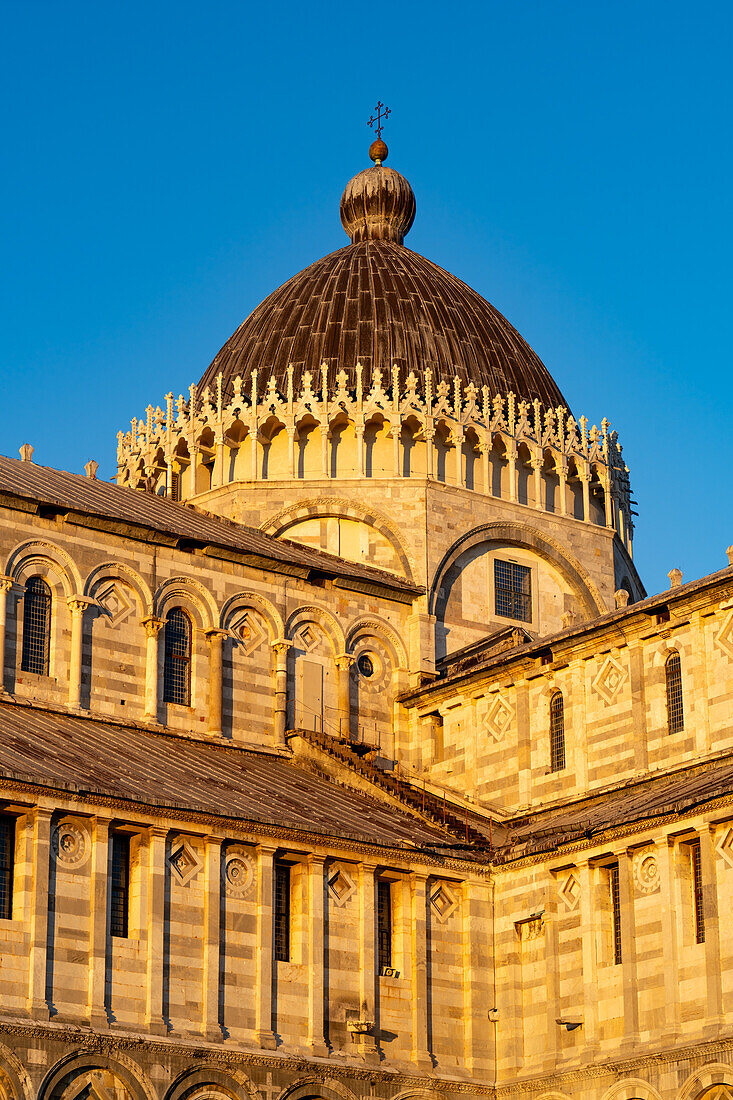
1,1,730,596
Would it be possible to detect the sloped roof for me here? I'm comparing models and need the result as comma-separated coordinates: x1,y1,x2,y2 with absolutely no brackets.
0,455,419,598
0,700,450,849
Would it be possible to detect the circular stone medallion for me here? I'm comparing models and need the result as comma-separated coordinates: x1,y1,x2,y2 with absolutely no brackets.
632,848,660,893
224,851,254,898
52,821,89,867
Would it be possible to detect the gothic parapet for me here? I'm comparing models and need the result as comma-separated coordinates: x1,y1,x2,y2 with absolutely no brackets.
116,365,636,553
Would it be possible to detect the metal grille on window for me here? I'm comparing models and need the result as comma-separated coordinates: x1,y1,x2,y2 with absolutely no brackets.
377,879,392,970
550,691,566,772
0,816,14,921
163,607,191,706
170,469,181,503
21,575,51,675
665,650,684,734
609,863,622,965
274,861,290,961
690,839,705,944
494,560,532,623
110,834,130,938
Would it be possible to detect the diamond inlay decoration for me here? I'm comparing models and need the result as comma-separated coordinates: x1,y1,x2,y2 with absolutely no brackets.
296,624,321,653
715,609,733,660
430,881,458,923
97,583,134,629
592,654,628,705
716,826,733,869
558,871,581,911
481,694,514,743
230,609,268,656
328,864,356,907
169,838,203,886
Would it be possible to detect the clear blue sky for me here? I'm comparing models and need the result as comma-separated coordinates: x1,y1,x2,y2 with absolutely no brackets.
1,1,730,596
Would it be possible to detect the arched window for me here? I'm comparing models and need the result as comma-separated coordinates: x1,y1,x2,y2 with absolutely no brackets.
163,608,191,706
550,691,566,772
21,576,51,675
665,650,684,733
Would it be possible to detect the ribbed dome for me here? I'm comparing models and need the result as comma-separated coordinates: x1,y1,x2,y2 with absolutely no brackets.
197,147,568,409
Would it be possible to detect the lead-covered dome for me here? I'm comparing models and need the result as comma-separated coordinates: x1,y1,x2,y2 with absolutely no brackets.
197,143,567,409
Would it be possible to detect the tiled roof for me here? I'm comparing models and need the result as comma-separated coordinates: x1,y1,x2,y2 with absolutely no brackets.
197,240,568,408
0,700,451,849
0,455,419,598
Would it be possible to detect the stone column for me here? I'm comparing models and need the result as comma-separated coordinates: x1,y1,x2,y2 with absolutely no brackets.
453,429,464,487
355,425,365,477
0,576,14,690
307,855,328,1055
87,816,110,1027
287,428,296,478
577,861,599,1052
202,834,223,1040
358,862,377,1037
700,826,724,1029
27,807,53,1019
321,428,330,477
335,654,353,740
212,436,226,490
67,597,88,709
206,629,227,737
462,879,491,1075
542,882,560,1066
425,428,435,480
391,425,401,477
250,430,259,481
507,442,518,502
532,457,543,510
579,470,591,522
658,836,681,1039
557,459,568,516
145,827,167,1034
603,477,614,528
255,844,278,1049
410,871,432,1071
271,640,291,748
142,617,163,721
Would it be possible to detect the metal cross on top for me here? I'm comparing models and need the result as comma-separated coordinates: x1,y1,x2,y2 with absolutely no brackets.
368,101,391,140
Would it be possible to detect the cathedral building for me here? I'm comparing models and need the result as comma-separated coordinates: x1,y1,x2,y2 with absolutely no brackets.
0,135,732,1100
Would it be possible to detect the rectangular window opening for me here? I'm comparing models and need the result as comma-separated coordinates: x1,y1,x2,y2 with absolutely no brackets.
494,559,532,623
691,839,705,944
377,879,392,971
609,862,622,965
0,816,15,920
110,833,130,938
274,861,291,962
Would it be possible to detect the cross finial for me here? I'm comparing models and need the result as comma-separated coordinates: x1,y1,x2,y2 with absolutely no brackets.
368,100,391,140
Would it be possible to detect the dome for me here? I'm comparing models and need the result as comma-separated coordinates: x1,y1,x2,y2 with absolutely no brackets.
197,145,567,410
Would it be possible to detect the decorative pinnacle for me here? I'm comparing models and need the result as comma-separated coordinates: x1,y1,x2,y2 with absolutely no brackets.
368,100,390,141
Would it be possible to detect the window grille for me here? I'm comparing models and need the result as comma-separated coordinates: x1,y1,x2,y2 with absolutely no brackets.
0,816,14,921
690,839,705,944
110,834,130,938
609,863,622,965
665,651,684,734
274,861,291,961
494,560,532,623
377,879,392,970
163,608,191,706
21,575,51,676
550,692,566,772
170,469,181,503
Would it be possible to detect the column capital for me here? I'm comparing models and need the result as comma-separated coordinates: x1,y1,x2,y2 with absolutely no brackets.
67,595,95,615
307,852,327,868
0,575,14,594
204,627,228,641
270,638,292,653
142,616,164,638
335,652,354,670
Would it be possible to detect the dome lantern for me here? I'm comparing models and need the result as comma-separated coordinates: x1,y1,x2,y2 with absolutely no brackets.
339,140,416,245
